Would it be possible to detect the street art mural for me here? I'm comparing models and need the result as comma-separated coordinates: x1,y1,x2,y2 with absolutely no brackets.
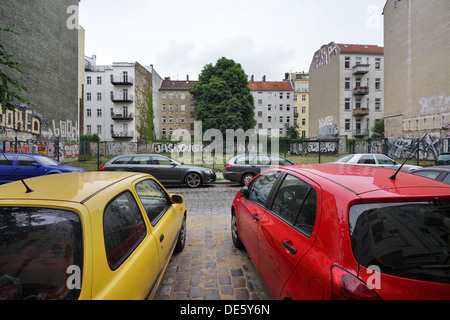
290,140,339,155
0,104,41,135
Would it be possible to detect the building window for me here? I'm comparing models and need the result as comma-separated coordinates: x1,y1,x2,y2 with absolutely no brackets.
97,109,102,117
258,123,263,129
301,83,308,92
97,76,102,85
97,125,102,135
375,98,381,110
279,93,283,99
162,116,166,124
345,119,351,131
302,118,306,126
87,109,92,117
258,111,263,117
162,104,166,112
345,57,351,69
302,95,306,101
345,78,351,90
169,117,173,124
375,78,382,90
87,125,91,134
375,58,382,70
181,117,185,124
356,98,361,109
355,78,361,88
280,116,283,123
162,92,166,100
97,93,102,101
302,107,306,114
169,105,173,112
169,92,173,99
86,93,91,101
268,116,272,123
181,92,186,100
345,98,351,110
287,116,291,124
87,76,91,85
181,104,186,112
162,128,166,136
355,57,362,65
258,99,263,106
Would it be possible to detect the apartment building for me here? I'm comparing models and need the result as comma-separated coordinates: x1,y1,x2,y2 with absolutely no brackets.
288,72,310,139
158,77,197,139
383,0,450,144
249,76,294,137
308,42,384,140
84,55,159,142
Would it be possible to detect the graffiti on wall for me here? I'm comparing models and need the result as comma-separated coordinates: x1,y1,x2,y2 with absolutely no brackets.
389,135,440,160
419,94,450,115
153,142,205,154
314,43,338,70
0,104,41,134
2,140,79,160
318,115,339,138
290,140,339,155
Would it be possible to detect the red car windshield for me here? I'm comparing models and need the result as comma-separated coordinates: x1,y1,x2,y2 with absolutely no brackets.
349,201,450,284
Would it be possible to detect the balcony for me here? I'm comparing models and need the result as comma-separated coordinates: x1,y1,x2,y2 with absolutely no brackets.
112,131,134,139
111,112,134,121
352,64,370,75
111,76,134,86
111,94,134,103
353,108,369,117
353,129,368,138
353,86,369,96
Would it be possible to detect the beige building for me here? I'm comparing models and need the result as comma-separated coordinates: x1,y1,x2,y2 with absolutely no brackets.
158,77,197,139
308,42,384,140
383,0,450,153
288,72,310,139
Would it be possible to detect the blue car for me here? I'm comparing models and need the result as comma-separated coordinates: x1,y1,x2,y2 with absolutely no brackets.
0,153,86,184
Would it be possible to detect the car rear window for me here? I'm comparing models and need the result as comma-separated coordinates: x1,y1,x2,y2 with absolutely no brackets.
349,201,450,284
0,207,83,300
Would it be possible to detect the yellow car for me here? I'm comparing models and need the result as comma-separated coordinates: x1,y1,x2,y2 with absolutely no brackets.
0,171,186,300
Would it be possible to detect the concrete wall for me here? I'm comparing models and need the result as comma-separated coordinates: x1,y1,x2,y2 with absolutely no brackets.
0,0,79,144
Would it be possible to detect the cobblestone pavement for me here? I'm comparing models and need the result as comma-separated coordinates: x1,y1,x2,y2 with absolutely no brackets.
155,181,272,300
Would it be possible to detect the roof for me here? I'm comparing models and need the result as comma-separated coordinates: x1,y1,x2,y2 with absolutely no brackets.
0,172,146,203
160,80,198,90
248,81,293,91
282,164,450,197
336,43,384,55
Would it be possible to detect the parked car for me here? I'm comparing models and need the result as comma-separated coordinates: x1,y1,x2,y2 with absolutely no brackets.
435,153,450,166
100,154,216,188
223,154,294,186
413,166,450,184
0,171,186,300
231,164,450,300
0,153,86,184
331,153,422,172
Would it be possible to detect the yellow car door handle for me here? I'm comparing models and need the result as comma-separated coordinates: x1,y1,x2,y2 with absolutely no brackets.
160,234,165,242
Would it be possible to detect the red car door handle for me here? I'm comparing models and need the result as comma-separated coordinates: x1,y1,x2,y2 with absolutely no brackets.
282,241,297,255
252,214,260,222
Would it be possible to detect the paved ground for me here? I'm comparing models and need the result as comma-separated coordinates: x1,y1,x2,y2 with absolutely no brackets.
155,180,272,300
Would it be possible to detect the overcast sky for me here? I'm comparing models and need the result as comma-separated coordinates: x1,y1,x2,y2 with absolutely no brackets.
79,0,386,81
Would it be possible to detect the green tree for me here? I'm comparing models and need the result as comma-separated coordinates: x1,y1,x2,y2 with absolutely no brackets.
189,57,255,135
285,123,301,140
371,118,385,139
0,27,30,112
135,81,154,143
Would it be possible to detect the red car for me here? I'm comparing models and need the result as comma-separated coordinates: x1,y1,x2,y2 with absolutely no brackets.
231,164,450,300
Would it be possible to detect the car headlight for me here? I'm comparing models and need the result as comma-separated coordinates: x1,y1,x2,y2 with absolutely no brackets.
204,170,214,175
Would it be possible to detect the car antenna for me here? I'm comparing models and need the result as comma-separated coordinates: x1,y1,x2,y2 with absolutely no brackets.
389,133,428,180
0,150,34,193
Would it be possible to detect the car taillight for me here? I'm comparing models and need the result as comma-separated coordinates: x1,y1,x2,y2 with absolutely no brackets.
225,164,232,170
100,166,105,171
330,266,381,300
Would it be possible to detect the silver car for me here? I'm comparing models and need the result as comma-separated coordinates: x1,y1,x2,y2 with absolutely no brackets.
331,153,422,172
223,154,294,186
100,154,216,188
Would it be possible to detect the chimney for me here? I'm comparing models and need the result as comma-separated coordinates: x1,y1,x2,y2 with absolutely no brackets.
250,75,254,84
262,75,266,83
187,74,189,82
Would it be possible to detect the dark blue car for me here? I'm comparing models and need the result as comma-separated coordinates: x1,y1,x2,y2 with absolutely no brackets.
0,153,86,184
